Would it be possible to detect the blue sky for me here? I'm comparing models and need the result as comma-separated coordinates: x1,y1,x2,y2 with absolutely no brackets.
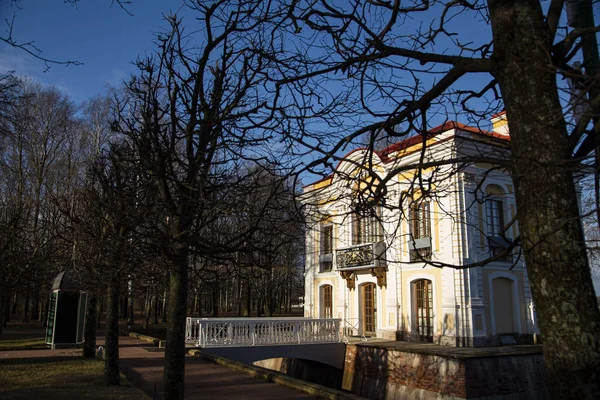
1,1,599,292
0,0,183,103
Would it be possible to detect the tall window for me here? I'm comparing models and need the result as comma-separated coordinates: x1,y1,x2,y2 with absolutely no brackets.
352,207,383,245
409,201,432,261
410,201,431,239
320,285,333,319
486,199,510,260
486,199,504,237
319,222,333,272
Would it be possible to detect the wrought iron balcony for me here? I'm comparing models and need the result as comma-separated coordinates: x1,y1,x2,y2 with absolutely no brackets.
335,241,386,270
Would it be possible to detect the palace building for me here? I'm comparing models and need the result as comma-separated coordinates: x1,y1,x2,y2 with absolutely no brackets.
300,113,540,346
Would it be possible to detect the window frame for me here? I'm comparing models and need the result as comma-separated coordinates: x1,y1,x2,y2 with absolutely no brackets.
352,205,383,245
319,220,334,272
485,196,512,261
409,199,432,261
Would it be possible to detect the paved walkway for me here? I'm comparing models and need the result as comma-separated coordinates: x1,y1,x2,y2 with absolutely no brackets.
1,335,316,400
112,336,316,399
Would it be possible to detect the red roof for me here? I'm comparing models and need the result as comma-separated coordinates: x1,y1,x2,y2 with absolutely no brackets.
304,120,509,188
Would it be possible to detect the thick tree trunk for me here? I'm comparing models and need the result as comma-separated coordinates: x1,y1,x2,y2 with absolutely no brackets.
198,290,203,318
5,293,13,327
0,293,5,334
211,281,218,317
144,292,150,330
245,277,251,317
162,287,168,323
83,295,98,358
22,287,29,323
128,280,134,327
31,286,39,321
97,297,104,328
267,270,274,317
120,290,128,319
489,0,600,397
163,249,188,400
41,298,48,328
105,280,120,385
236,278,242,316
11,293,17,318
152,295,158,325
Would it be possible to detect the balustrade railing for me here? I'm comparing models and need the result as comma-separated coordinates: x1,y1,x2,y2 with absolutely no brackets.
185,317,341,347
336,241,386,270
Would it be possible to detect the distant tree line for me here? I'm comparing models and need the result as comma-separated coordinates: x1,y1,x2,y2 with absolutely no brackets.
0,71,304,387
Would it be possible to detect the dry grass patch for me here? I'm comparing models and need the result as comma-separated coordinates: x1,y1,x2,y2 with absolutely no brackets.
0,337,47,351
0,357,149,399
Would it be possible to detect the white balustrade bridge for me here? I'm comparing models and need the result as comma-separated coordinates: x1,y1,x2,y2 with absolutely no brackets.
185,317,346,368
185,317,341,347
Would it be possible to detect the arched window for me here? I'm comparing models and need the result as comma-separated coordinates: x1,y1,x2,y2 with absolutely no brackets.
320,285,333,319
350,172,384,245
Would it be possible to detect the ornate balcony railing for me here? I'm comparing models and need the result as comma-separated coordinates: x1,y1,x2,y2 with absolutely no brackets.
185,317,341,347
335,241,386,270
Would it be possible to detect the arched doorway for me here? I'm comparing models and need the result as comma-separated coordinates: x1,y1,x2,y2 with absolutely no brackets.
360,283,377,336
492,277,515,334
413,279,433,342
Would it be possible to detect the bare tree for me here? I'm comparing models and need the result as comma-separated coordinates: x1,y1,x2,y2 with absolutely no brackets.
112,2,291,397
70,141,146,384
0,80,88,329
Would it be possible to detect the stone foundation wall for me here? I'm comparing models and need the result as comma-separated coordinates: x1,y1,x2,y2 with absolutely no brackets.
253,357,343,389
463,355,546,398
342,344,547,399
396,331,540,348
396,330,482,347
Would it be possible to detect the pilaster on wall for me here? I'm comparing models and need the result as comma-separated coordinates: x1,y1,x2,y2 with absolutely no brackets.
460,172,477,263
305,216,317,318
454,269,474,346
461,173,488,342
441,267,457,340
522,266,539,334
396,256,403,334
462,173,485,304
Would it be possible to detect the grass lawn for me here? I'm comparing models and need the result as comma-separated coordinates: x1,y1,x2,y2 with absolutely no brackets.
0,357,149,399
0,337,47,351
